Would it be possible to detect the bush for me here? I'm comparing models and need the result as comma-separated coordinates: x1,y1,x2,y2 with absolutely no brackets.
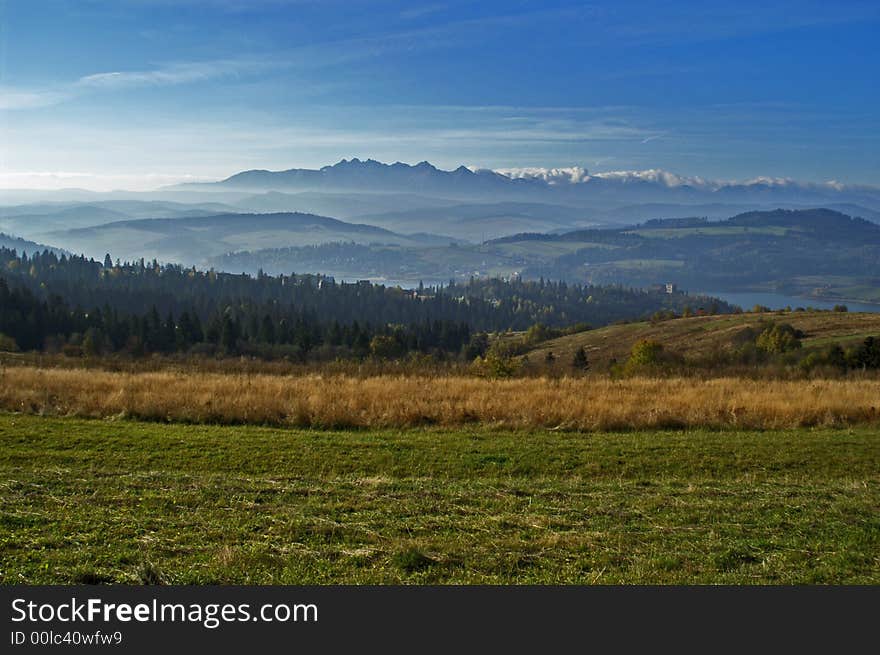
369,334,406,359
755,323,803,354
622,339,665,375
523,323,561,345
472,344,520,378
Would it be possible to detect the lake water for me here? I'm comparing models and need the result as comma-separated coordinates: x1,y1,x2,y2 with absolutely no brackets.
696,290,880,314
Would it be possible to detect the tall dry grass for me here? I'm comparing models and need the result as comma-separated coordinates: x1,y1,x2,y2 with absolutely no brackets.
2,366,879,430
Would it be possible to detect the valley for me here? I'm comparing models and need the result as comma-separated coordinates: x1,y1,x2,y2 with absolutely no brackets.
3,162,879,308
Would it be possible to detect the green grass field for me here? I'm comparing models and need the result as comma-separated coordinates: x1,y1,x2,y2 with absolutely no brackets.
2,413,878,584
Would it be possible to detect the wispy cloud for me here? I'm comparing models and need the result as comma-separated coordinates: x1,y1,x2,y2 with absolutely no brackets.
0,58,275,112
0,5,578,114
75,59,268,89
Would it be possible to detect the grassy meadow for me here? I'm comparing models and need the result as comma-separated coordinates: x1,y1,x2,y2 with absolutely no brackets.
2,366,880,430
2,310,878,585
1,413,878,584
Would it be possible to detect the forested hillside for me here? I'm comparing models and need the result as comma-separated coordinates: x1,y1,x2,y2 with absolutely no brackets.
0,247,732,359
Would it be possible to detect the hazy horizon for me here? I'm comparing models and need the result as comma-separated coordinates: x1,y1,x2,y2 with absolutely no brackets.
2,0,879,192
3,157,880,195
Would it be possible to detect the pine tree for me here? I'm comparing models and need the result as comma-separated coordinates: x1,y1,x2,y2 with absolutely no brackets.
572,346,589,370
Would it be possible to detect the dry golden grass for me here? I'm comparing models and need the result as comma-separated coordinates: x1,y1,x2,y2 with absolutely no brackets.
2,365,880,430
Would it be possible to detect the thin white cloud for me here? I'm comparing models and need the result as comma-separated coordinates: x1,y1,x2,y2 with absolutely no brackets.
490,167,868,192
589,169,709,187
0,7,580,113
0,87,69,110
492,167,591,185
0,58,274,112
75,59,265,89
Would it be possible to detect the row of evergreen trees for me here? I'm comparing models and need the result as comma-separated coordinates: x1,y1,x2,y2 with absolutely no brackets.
0,276,474,359
0,247,726,332
0,246,733,360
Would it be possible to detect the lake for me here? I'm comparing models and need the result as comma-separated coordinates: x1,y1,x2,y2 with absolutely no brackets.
696,290,880,314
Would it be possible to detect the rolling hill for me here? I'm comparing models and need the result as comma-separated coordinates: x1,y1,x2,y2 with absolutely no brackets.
0,199,242,241
48,212,445,265
206,208,880,301
522,310,880,371
495,209,880,302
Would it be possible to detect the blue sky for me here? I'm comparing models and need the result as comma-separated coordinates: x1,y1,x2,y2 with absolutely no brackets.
1,0,879,190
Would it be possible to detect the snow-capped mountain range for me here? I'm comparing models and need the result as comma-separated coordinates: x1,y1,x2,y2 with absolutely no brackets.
180,158,880,211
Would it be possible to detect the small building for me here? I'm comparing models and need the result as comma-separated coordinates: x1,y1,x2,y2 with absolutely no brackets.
665,283,677,294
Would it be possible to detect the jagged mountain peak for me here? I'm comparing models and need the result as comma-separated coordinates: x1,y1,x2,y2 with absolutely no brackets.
204,159,880,211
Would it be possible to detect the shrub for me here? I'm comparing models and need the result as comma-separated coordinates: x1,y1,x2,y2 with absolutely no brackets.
629,339,663,366
755,323,803,354
523,323,561,345
472,343,520,378
623,339,665,375
369,334,405,359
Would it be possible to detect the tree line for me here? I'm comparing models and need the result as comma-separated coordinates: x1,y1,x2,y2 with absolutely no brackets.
0,247,733,360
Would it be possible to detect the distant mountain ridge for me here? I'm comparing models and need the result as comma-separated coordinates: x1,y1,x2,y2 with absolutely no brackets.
181,158,880,211
214,158,526,197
